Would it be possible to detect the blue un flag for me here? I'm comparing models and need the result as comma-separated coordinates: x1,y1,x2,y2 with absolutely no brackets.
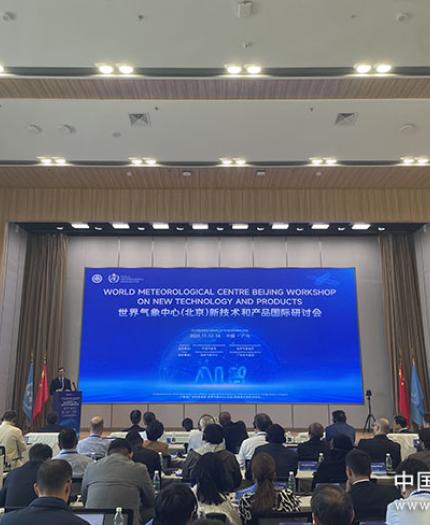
23,362,34,424
410,361,425,426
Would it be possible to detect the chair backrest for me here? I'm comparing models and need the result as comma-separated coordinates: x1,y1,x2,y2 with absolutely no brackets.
206,512,228,523
252,511,313,525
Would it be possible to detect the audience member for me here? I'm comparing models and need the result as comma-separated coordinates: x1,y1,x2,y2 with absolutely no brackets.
0,459,88,525
144,420,169,454
346,448,400,522
153,483,197,525
247,424,298,480
239,453,300,525
0,410,27,468
358,418,401,468
81,438,155,525
311,485,354,525
0,443,52,507
188,415,216,452
297,422,330,461
237,413,272,468
40,412,63,432
386,458,430,525
126,429,161,476
123,409,145,432
53,428,92,477
182,424,241,491
312,434,353,489
182,418,194,432
77,416,109,458
423,413,430,429
409,428,430,469
325,410,356,445
218,411,248,454
393,415,410,433
193,452,241,525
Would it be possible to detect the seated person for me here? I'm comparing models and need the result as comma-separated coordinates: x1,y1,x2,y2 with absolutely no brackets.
52,428,92,477
144,420,169,454
357,417,401,468
0,459,88,525
153,483,197,525
297,422,330,461
193,452,241,525
386,458,430,525
325,410,356,445
182,417,194,432
393,415,410,433
40,412,63,432
311,485,354,525
247,424,298,480
81,438,155,525
188,415,216,452
312,434,353,490
409,428,430,469
77,416,109,458
182,424,241,491
0,443,52,507
0,410,27,469
123,409,145,432
126,429,161,477
237,413,272,469
346,448,400,522
423,413,430,429
218,411,248,454
239,453,300,525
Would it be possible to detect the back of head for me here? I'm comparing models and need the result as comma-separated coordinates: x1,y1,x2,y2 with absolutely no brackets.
332,434,354,452
251,453,276,513
90,416,104,435
46,412,58,425
266,424,286,444
332,410,347,424
345,449,371,478
395,458,429,491
194,452,225,505
126,430,144,449
419,428,430,450
182,418,194,432
58,428,78,450
29,443,53,463
374,417,390,435
311,485,354,525
36,459,72,496
199,414,216,431
2,410,17,423
147,420,164,442
130,409,142,425
203,424,224,445
154,483,197,525
394,415,408,429
218,411,231,426
309,422,324,439
108,438,132,456
254,413,272,432
143,411,156,426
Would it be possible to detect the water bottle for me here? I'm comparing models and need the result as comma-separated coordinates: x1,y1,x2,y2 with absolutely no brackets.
287,471,295,492
113,507,125,525
153,470,161,495
318,452,324,465
385,453,393,472
158,452,164,472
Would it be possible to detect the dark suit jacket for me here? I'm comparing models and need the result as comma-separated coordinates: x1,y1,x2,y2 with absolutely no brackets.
312,448,348,489
325,422,356,445
1,497,88,525
40,423,63,433
349,480,400,521
247,443,298,480
183,449,242,491
0,461,42,507
122,424,145,432
357,434,401,468
132,446,161,477
49,377,72,395
297,437,330,461
222,421,248,454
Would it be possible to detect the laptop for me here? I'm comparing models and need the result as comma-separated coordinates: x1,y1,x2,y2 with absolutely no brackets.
298,461,318,472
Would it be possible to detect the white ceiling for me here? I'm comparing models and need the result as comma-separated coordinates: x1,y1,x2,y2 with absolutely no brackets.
0,98,429,161
0,0,429,68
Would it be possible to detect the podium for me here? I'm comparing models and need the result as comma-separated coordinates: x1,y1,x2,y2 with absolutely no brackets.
52,391,82,434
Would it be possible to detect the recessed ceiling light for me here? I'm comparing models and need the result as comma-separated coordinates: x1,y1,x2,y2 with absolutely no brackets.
182,170,192,177
272,223,289,230
256,170,266,177
152,222,169,230
245,65,262,75
56,226,64,231
112,222,130,229
192,223,209,230
216,226,224,231
296,227,304,232
354,63,372,74
310,158,323,165
39,157,53,165
0,64,4,74
54,158,66,165
118,64,134,74
325,158,337,166
337,226,346,231
145,158,157,166
98,64,114,75
312,223,330,230
378,226,386,231
375,63,392,74
402,157,415,165
351,223,371,230
137,226,146,231
417,157,429,165
226,65,242,75
256,226,265,231
232,223,249,230
130,158,143,166
176,226,185,231
235,158,246,166
71,222,90,229
57,124,76,135
220,158,233,166
27,124,42,134
94,226,103,231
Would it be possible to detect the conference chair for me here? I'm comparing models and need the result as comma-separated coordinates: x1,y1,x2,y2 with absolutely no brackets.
251,511,313,524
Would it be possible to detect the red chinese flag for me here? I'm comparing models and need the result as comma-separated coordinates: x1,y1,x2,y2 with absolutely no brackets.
398,362,410,425
32,363,49,421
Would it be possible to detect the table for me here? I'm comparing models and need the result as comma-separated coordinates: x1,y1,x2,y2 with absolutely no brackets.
25,432,60,456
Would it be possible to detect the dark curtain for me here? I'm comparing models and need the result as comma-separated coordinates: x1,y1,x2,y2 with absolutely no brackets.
12,234,68,428
380,233,430,414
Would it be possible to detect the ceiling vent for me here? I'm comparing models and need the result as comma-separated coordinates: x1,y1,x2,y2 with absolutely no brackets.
335,112,358,126
129,113,151,127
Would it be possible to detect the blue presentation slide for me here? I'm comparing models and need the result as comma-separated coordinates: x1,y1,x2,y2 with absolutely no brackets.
79,267,363,404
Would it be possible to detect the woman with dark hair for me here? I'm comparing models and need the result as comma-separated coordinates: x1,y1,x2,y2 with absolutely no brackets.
193,453,241,525
144,420,168,454
312,433,354,489
239,453,300,525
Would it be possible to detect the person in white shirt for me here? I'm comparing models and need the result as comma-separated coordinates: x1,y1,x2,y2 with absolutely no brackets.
53,428,92,477
237,413,272,469
386,458,430,525
188,414,215,452
0,410,27,469
77,416,110,458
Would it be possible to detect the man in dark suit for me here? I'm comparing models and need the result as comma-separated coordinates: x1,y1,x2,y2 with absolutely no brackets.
346,449,400,522
393,415,410,433
219,411,248,454
49,367,72,395
126,430,161,477
298,422,330,461
357,417,401,468
0,443,52,507
1,459,88,525
325,410,356,445
122,409,145,432
40,412,64,433
247,424,298,480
